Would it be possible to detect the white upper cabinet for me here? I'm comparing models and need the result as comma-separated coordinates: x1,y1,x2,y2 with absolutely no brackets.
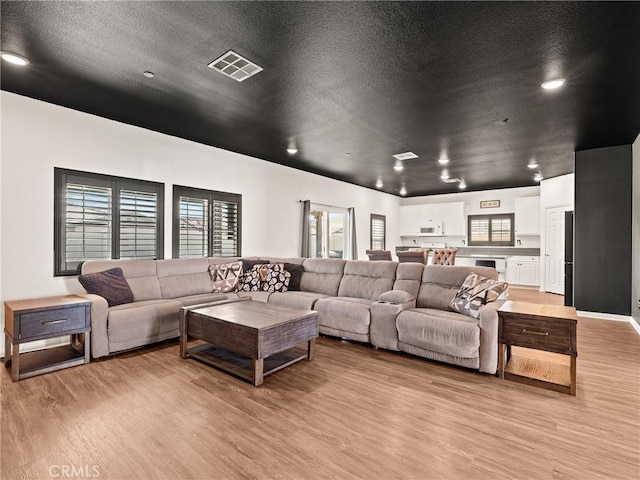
420,204,444,224
441,202,465,235
400,202,465,236
514,196,540,235
399,205,421,236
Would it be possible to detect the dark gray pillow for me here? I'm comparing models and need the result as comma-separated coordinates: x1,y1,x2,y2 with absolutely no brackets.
78,267,134,307
283,263,304,291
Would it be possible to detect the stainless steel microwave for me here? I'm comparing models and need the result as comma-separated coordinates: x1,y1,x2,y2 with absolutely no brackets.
418,223,443,236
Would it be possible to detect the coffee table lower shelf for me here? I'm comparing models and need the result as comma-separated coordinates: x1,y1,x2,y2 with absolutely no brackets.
187,343,309,385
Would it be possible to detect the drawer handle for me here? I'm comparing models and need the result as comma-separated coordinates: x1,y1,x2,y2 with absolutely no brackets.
41,318,68,326
522,328,548,336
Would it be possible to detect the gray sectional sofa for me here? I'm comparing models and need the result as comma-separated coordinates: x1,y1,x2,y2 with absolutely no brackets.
80,256,502,374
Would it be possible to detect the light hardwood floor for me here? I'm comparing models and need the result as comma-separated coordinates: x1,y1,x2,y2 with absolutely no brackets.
2,288,639,479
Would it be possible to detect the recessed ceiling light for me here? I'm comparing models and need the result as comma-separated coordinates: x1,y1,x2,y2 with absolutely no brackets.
459,180,467,190
399,186,407,196
392,152,419,161
1,51,29,66
286,147,298,155
143,71,155,78
438,156,450,165
393,160,404,172
534,172,544,182
541,78,565,90
527,159,539,169
208,49,263,82
440,170,450,181
375,179,383,189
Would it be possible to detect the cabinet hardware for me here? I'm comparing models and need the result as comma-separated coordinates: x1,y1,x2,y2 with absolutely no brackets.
41,318,68,325
522,328,548,336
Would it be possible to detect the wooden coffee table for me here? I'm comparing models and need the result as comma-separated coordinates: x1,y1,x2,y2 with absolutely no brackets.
180,299,318,386
498,300,578,395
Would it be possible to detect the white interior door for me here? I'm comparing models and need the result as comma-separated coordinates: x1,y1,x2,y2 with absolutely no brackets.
545,206,566,294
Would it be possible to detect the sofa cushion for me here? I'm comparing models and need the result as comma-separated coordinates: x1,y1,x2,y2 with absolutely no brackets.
314,297,374,335
416,265,498,310
208,260,243,293
337,260,397,300
301,258,346,296
107,299,183,350
157,258,214,299
393,263,424,298
78,267,134,307
268,291,329,310
81,259,161,301
397,308,480,359
177,292,239,307
449,272,508,319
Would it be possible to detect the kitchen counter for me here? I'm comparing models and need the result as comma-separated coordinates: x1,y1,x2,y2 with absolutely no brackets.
395,246,540,258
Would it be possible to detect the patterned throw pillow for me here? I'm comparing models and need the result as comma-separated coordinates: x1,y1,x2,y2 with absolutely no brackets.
261,263,291,293
236,267,263,292
449,272,508,319
78,267,134,307
208,261,243,293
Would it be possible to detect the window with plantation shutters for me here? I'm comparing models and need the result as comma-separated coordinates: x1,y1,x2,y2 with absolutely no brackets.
370,214,386,250
467,213,514,246
173,186,241,258
54,169,164,276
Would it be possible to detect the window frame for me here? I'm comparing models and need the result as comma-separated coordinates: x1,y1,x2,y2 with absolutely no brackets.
370,214,386,250
467,213,515,246
172,185,242,258
54,168,164,277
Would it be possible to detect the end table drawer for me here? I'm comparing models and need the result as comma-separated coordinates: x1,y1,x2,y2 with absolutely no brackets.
502,317,572,353
20,307,87,338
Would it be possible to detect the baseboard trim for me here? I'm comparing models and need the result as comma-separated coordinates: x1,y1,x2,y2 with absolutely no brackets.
577,310,640,335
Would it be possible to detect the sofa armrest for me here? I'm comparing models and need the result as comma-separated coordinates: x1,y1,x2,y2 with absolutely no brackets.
378,289,415,304
478,300,502,374
370,297,416,351
78,293,110,359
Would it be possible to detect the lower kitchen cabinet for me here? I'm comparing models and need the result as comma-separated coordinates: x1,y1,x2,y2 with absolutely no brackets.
506,256,540,286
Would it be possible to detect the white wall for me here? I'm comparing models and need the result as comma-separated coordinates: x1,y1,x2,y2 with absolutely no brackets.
400,185,541,248
0,92,401,354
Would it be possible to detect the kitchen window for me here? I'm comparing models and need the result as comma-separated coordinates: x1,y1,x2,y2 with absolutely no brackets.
172,186,241,258
370,214,386,250
54,168,164,276
467,213,514,246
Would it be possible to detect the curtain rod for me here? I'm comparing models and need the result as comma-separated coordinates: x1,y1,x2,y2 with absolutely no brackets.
298,200,352,210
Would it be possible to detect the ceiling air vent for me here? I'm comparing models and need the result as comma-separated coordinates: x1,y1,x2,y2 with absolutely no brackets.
392,152,419,161
208,50,263,82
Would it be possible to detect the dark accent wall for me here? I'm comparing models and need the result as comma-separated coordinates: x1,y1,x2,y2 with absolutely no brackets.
575,145,632,315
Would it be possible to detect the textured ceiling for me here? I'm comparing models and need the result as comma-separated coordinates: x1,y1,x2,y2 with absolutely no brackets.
1,1,639,197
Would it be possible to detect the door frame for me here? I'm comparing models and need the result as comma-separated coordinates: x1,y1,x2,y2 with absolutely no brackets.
540,203,572,293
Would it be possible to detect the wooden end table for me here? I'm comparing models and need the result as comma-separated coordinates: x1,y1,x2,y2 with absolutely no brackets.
498,300,578,395
4,295,91,381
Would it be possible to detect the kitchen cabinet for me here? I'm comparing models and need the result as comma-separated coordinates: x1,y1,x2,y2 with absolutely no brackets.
515,197,540,235
420,204,443,224
400,202,465,237
399,205,421,236
441,202,465,235
506,256,540,286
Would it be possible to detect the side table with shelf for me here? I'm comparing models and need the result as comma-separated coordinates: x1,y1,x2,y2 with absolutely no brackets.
4,295,91,381
498,300,578,395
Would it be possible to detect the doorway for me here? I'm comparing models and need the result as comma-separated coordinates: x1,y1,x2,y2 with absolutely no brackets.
309,205,350,259
545,206,569,295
